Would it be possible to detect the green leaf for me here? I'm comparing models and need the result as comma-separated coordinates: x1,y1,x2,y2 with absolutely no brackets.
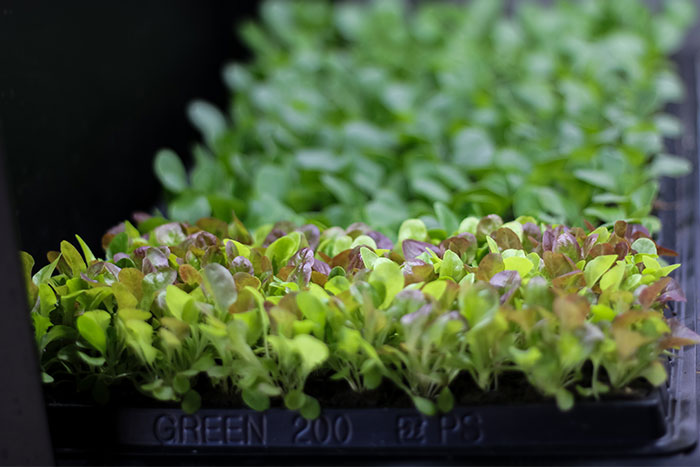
631,238,657,256
453,128,494,169
320,174,360,204
165,285,193,320
411,177,451,203
77,351,106,367
182,390,202,414
265,232,302,272
20,252,38,303
440,249,465,281
242,388,271,411
360,247,380,269
32,314,52,343
173,374,191,395
503,256,533,277
124,320,158,365
324,275,351,295
435,202,459,235
584,255,618,288
600,262,625,291
40,325,77,351
293,334,329,376
75,235,96,263
76,310,111,355
169,194,211,224
188,100,226,145
154,149,188,193
555,390,574,411
284,390,306,411
38,283,57,317
201,264,238,314
648,154,692,177
296,149,347,172
398,219,428,243
106,232,129,260
369,260,404,308
573,169,617,191
299,396,321,420
436,387,455,413
412,396,436,416
61,241,86,277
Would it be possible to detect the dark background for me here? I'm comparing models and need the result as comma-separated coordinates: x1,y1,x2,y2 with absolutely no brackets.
0,0,260,261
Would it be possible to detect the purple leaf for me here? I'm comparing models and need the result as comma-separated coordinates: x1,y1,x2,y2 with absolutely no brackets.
113,253,130,263
137,246,171,274
489,270,521,304
554,232,582,261
367,231,393,250
626,223,650,241
658,278,687,303
440,233,477,263
403,258,435,284
80,272,100,285
297,224,321,250
542,229,555,252
523,222,542,243
582,234,599,257
402,239,442,260
132,211,152,223
262,228,286,247
400,303,433,327
231,256,254,275
186,231,218,249
312,259,331,276
287,248,315,287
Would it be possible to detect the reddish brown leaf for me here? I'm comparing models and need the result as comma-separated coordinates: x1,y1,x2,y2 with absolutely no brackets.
614,220,627,238
552,271,585,290
656,245,678,257
614,241,630,261
403,259,436,285
638,277,672,309
587,243,615,259
490,228,522,251
658,278,686,303
310,271,328,287
233,272,262,291
543,251,576,279
476,253,505,281
554,294,590,330
178,264,200,286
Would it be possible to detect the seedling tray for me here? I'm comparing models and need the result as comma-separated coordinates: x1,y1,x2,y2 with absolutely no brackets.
46,33,700,467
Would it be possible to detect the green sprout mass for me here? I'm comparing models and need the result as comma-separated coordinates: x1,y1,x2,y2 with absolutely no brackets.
155,0,693,234
23,214,699,417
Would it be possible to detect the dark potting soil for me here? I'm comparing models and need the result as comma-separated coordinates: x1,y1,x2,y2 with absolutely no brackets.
43,364,655,411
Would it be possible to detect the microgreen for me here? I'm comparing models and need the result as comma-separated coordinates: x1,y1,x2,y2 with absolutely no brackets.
26,213,698,416
155,0,694,234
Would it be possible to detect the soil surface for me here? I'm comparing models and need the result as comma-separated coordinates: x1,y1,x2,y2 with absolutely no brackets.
44,366,655,410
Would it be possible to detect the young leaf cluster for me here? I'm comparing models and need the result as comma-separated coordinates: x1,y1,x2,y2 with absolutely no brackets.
155,0,694,234
24,213,698,417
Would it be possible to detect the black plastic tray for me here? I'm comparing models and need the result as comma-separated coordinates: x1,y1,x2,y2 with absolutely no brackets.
45,389,667,453
47,31,700,467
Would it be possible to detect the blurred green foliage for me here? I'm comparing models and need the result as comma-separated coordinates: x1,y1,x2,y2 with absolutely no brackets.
155,0,695,236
